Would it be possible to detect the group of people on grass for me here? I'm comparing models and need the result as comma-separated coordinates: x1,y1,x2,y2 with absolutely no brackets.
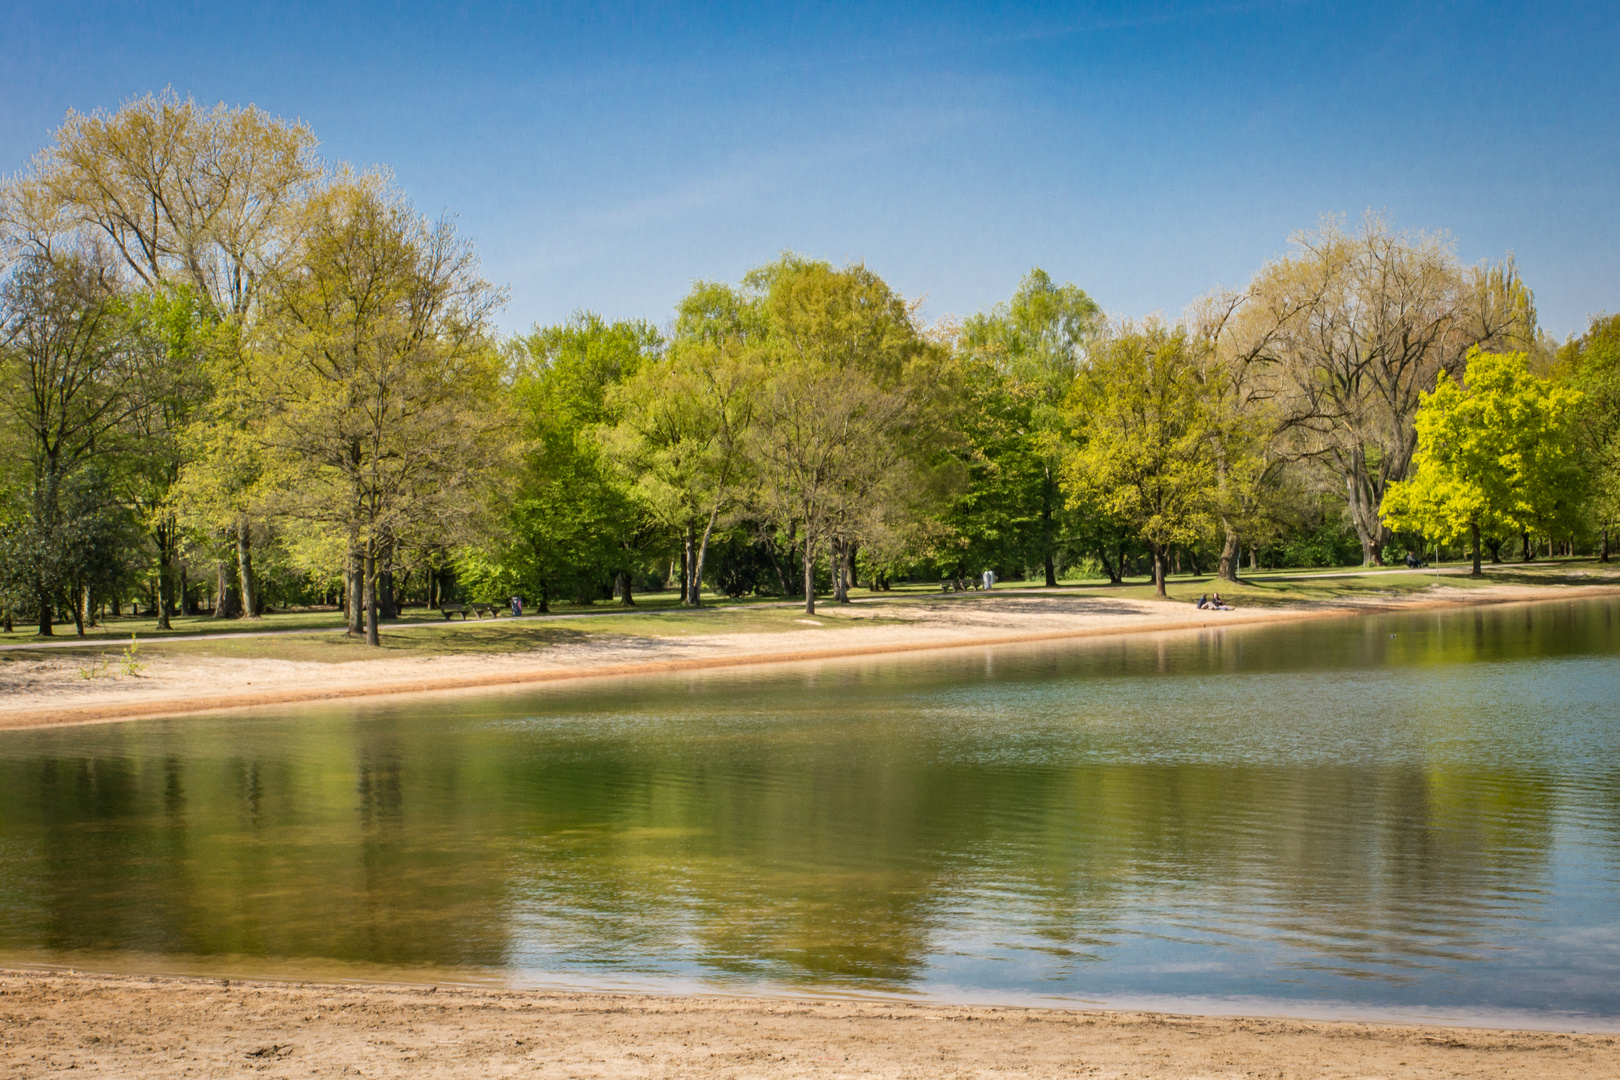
1195,593,1234,611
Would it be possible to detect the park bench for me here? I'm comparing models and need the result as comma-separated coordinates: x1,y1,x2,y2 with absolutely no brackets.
441,601,502,620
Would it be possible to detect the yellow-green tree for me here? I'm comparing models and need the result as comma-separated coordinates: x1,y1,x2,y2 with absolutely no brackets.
1243,215,1539,565
1059,321,1215,597
604,283,760,607
242,176,506,644
1557,315,1620,560
744,256,952,614
9,90,319,320
500,314,657,612
1381,350,1582,576
955,268,1103,585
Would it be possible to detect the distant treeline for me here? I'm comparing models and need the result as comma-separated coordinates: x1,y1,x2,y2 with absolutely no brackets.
2,95,1616,639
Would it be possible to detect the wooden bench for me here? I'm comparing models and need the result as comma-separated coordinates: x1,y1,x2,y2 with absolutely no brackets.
442,602,503,620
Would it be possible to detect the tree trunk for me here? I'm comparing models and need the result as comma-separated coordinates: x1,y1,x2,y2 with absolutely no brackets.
1218,527,1242,583
379,567,397,620
1096,546,1121,584
1470,521,1482,578
831,538,850,604
846,541,859,593
802,540,817,615
36,585,52,636
691,509,719,609
1117,542,1128,580
1041,471,1058,587
764,537,789,598
364,550,380,647
154,525,173,630
236,526,258,619
213,558,234,619
346,551,365,635
1186,547,1202,577
1602,527,1611,563
76,585,89,636
681,527,695,606
1150,543,1167,598
617,572,636,607
1521,531,1534,562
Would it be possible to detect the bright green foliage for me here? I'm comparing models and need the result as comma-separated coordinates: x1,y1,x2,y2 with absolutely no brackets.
1058,322,1216,596
1558,316,1620,554
1381,350,1583,573
604,283,760,606
0,251,143,633
742,255,955,613
950,269,1104,583
239,177,507,640
501,313,661,610
124,286,216,627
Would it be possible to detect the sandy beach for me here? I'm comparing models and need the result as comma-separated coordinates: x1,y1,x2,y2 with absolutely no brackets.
1,576,1617,731
2,969,1616,1079
5,577,1620,1079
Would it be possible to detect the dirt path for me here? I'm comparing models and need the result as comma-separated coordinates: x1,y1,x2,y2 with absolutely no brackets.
1,970,1614,1079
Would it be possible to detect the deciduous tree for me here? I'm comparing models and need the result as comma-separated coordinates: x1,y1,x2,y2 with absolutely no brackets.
246,176,506,645
1059,321,1215,597
1381,350,1583,576
1246,215,1538,564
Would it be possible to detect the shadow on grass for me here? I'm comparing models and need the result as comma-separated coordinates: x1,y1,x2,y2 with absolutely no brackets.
1474,565,1620,587
131,624,598,663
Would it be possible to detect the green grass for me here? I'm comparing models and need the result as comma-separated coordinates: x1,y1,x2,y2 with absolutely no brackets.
4,559,1613,665
64,603,899,664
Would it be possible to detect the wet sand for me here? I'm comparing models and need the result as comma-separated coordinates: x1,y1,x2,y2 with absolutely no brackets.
1,969,1615,1079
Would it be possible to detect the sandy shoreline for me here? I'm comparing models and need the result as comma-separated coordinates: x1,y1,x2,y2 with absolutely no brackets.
2,581,1617,730
2,969,1616,1079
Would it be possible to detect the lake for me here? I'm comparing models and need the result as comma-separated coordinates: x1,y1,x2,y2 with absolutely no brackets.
1,596,1617,1028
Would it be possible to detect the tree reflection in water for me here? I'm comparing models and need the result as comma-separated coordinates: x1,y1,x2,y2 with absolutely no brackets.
0,597,1615,1017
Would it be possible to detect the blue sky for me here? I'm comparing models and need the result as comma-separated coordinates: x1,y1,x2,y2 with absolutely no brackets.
4,2,1616,337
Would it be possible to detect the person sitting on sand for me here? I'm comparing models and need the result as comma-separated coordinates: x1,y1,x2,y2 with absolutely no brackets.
1211,592,1234,611
1196,594,1210,609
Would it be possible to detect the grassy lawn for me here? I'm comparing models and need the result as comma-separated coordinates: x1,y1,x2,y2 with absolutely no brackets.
5,603,904,665
4,560,1612,664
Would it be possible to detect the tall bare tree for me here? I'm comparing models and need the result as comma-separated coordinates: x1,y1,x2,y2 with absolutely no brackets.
1240,215,1537,564
8,91,320,319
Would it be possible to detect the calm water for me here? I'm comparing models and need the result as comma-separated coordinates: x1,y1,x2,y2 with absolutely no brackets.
2,597,1618,1025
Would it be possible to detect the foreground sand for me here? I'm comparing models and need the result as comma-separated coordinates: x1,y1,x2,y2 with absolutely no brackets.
1,970,1615,1079
3,578,1618,729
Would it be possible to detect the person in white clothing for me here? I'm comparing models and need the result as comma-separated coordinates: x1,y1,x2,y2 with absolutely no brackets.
982,569,995,590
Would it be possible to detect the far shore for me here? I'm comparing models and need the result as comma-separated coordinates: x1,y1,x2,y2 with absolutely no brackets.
2,566,1616,731
2,968,1616,1078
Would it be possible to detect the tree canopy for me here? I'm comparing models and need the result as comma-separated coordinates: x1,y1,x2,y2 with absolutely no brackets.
2,96,1616,640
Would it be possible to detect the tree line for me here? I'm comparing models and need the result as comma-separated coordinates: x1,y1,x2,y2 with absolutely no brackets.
1,95,1616,639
